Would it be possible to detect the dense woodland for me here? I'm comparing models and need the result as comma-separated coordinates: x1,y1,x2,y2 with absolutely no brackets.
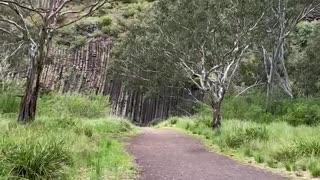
1,0,320,179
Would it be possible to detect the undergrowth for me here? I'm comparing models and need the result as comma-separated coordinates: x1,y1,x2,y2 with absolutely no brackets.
159,110,320,178
222,94,320,126
0,89,137,179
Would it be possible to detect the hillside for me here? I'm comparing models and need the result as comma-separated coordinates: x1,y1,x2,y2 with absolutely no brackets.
55,0,153,49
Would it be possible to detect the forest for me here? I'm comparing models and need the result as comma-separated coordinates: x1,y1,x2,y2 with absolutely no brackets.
1,0,320,179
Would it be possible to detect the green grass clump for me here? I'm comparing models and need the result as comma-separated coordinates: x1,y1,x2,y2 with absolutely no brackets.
224,125,269,148
274,138,320,162
309,161,320,177
0,116,136,179
88,138,135,179
0,91,137,179
0,93,20,114
0,138,71,179
0,82,22,114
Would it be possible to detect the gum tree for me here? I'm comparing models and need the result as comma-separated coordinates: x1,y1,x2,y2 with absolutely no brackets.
120,0,264,128
259,0,320,109
0,0,108,123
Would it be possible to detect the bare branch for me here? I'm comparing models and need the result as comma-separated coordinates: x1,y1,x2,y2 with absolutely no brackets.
0,15,25,31
235,80,263,97
0,0,44,16
1,42,25,62
56,0,108,29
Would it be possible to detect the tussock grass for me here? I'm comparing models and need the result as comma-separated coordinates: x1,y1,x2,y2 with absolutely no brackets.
159,112,320,178
0,138,71,179
0,91,137,179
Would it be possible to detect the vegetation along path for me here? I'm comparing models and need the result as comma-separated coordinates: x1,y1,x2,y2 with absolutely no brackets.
128,128,287,180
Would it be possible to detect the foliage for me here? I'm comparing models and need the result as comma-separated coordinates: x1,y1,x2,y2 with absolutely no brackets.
0,93,20,114
224,125,269,148
0,92,137,179
0,82,23,114
0,138,71,179
290,21,320,96
117,0,264,92
207,93,320,126
274,138,320,162
37,93,110,118
159,113,320,178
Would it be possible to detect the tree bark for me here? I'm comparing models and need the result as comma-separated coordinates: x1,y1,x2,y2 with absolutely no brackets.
211,86,225,129
18,45,44,123
212,100,222,129
18,27,48,123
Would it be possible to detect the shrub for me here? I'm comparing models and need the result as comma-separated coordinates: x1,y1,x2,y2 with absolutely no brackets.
220,94,320,126
169,117,178,125
281,103,320,126
101,24,122,36
99,15,113,26
0,139,72,179
84,126,93,138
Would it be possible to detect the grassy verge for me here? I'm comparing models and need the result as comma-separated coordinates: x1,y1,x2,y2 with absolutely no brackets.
0,92,138,179
158,115,320,179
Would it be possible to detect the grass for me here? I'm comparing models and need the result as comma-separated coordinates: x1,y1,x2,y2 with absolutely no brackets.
158,113,320,178
221,94,320,126
0,91,138,179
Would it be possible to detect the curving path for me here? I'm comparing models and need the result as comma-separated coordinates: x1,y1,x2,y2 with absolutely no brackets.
127,128,288,180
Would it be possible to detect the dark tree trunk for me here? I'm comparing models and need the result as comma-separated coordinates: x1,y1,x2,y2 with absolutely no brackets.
211,101,222,129
18,54,43,124
18,29,47,124
211,87,225,129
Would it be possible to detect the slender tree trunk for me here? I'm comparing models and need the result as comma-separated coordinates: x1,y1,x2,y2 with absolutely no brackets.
212,100,222,128
211,86,225,129
18,28,48,123
18,48,43,123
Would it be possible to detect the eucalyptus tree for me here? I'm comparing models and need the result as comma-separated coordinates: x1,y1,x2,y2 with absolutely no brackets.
0,0,108,123
120,0,265,128
259,0,320,109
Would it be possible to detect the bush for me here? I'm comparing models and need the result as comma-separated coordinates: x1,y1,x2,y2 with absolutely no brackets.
99,15,113,26
0,139,72,179
101,24,122,36
281,102,320,126
220,94,320,126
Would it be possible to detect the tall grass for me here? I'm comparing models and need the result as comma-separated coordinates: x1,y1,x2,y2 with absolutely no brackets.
194,95,320,126
38,93,110,118
0,138,71,179
0,93,20,114
159,110,320,178
0,88,137,179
